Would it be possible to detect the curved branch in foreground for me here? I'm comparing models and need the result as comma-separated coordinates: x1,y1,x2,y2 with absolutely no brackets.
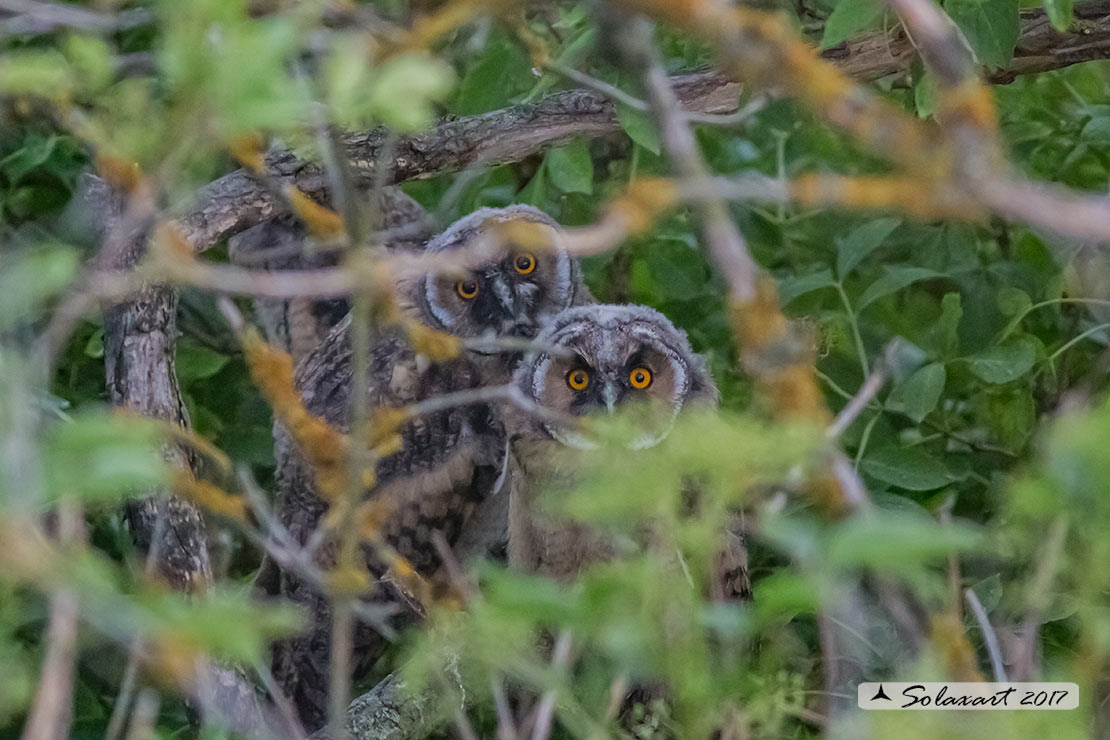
176,1,1110,255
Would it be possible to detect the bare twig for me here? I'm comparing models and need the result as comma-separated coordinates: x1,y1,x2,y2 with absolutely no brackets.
964,587,1008,682
20,503,83,740
828,367,887,439
529,630,573,740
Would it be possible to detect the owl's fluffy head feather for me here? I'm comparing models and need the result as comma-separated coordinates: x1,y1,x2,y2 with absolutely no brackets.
512,304,717,449
408,206,585,346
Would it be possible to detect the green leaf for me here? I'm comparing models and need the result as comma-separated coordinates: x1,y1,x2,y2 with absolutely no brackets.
861,446,953,490
455,38,533,115
177,343,231,382
366,54,455,131
45,412,170,504
646,240,709,301
969,573,1002,613
982,387,1036,451
857,266,946,310
947,0,1020,69
966,336,1037,384
828,511,980,573
821,0,884,49
1080,115,1110,144
778,268,837,304
888,362,946,423
545,139,594,195
0,135,57,185
0,49,73,99
518,161,548,207
914,71,938,119
1044,0,1073,31
996,286,1032,317
835,217,902,276
0,245,79,331
934,292,963,357
617,103,661,154
83,329,104,359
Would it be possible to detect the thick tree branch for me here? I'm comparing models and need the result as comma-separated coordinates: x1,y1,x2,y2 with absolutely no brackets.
822,2,1110,83
174,3,1110,256
82,177,291,739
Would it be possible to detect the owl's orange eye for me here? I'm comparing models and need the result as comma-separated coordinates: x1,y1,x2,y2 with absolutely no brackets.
567,369,589,390
514,253,536,274
456,279,479,299
629,367,652,389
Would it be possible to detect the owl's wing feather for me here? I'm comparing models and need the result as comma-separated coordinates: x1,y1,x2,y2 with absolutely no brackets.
268,316,507,732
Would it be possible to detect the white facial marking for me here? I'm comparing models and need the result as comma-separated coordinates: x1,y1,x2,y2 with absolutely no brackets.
425,275,456,330
554,251,572,307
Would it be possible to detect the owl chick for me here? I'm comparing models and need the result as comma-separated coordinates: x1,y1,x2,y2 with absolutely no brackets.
266,205,589,732
506,304,748,596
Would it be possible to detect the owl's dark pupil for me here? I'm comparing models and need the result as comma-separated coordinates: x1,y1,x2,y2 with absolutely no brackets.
634,371,645,383
515,255,534,272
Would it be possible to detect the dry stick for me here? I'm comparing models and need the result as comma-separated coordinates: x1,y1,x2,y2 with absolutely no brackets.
20,503,83,740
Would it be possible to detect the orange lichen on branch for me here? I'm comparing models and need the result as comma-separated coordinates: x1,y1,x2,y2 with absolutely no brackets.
173,473,249,523
399,0,514,53
405,321,463,362
490,217,562,253
359,406,409,455
935,80,1002,140
284,186,346,241
150,222,196,262
239,326,350,502
791,174,985,222
728,277,830,424
605,177,679,236
228,133,267,175
95,153,144,194
931,613,985,682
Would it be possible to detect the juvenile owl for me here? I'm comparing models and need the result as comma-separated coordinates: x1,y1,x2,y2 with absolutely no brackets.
505,304,748,595
267,205,589,731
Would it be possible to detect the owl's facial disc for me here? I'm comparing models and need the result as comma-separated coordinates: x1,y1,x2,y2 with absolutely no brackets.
424,244,574,347
533,343,689,450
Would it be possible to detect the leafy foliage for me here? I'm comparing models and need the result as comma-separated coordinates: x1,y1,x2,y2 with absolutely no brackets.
2,0,1110,738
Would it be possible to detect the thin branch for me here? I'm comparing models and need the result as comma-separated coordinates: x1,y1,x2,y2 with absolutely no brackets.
964,588,1008,682
20,503,83,740
529,630,573,740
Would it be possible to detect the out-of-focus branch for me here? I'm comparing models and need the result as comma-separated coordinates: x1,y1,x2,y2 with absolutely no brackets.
20,504,83,740
0,0,152,36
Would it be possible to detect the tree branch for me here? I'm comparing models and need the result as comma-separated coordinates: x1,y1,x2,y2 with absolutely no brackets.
173,2,1110,256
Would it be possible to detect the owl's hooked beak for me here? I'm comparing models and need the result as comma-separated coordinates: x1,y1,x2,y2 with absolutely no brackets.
600,383,619,414
491,276,535,337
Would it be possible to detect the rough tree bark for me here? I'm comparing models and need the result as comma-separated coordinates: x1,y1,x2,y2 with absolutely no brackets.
82,176,290,738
